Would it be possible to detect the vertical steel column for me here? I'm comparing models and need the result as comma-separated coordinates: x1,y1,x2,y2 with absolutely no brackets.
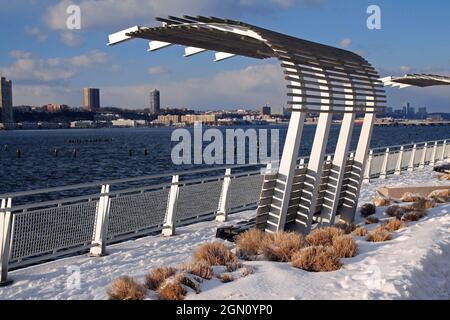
162,175,180,236
408,144,417,172
419,143,428,169
394,146,404,175
379,148,390,179
430,141,438,167
0,198,13,286
90,185,111,257
440,140,447,161
216,168,232,222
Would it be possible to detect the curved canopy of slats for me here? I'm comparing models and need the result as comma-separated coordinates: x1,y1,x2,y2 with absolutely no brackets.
110,15,386,113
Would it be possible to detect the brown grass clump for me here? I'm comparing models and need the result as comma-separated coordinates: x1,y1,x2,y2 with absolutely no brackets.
400,192,423,203
385,205,404,219
107,276,147,300
438,173,450,181
260,231,305,262
235,228,266,260
192,241,238,267
428,189,450,201
291,246,342,272
360,203,376,217
219,273,234,283
145,266,177,290
365,216,379,224
176,274,201,294
181,262,213,280
402,210,427,222
372,196,391,207
241,265,255,277
158,281,187,300
382,219,407,232
332,235,357,258
306,227,343,247
352,226,368,237
335,221,356,234
366,227,391,242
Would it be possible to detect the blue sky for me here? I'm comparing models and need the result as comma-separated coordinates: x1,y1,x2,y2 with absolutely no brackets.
1,0,449,112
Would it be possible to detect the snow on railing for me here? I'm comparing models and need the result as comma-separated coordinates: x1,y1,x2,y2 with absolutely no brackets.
0,138,448,285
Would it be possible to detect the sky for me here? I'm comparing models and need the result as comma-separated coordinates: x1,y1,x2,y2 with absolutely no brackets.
0,0,449,112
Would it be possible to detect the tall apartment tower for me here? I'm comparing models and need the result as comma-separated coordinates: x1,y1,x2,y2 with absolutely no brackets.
0,77,14,124
149,89,161,115
83,88,100,112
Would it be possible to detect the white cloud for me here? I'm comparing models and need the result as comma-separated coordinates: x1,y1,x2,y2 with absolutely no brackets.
400,66,412,73
25,27,48,41
9,50,32,59
60,31,83,46
69,50,107,67
148,66,170,75
339,38,352,49
111,64,121,72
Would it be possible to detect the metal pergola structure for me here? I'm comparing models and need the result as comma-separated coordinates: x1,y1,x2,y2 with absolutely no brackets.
381,74,450,88
108,15,386,234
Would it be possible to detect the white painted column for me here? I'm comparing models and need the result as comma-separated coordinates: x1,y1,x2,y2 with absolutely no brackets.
319,111,356,226
379,148,390,179
408,144,417,172
440,140,447,161
363,150,373,183
430,141,438,167
216,168,232,222
419,143,428,169
0,198,13,286
162,175,180,237
293,112,333,234
394,146,404,175
90,185,111,256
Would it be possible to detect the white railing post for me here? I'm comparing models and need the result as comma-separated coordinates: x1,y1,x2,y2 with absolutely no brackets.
216,168,232,222
379,148,390,179
90,185,111,257
0,198,13,286
408,144,417,172
362,150,373,183
430,141,438,167
394,146,404,175
419,143,428,169
441,140,447,161
162,175,179,237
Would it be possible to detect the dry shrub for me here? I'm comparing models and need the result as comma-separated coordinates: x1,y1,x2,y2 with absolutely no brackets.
365,216,379,224
352,226,367,237
192,241,238,267
241,265,255,277
413,198,435,210
260,231,305,262
158,281,187,300
235,229,266,260
438,173,450,181
385,205,404,219
335,221,356,234
291,246,342,272
145,266,177,290
429,195,448,204
182,262,213,280
366,227,391,242
107,276,147,300
177,275,201,294
332,235,357,258
226,261,243,272
219,273,234,283
306,227,343,247
360,203,376,217
373,196,391,207
402,210,427,222
382,219,407,232
428,189,450,201
400,192,423,203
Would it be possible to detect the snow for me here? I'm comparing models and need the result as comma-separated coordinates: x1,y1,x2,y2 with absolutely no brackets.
1,166,449,300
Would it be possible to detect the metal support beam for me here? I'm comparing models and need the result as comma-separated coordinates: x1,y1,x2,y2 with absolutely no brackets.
441,140,447,161
419,143,428,169
216,168,232,222
0,198,13,286
162,175,179,237
214,52,236,62
430,141,438,167
408,144,417,172
379,148,390,179
148,40,173,52
184,47,207,57
395,146,404,175
90,185,111,257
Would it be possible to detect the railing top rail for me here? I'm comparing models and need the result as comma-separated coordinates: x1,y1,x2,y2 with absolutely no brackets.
1,137,448,199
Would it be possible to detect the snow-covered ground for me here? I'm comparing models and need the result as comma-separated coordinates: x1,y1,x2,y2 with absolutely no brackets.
0,166,449,300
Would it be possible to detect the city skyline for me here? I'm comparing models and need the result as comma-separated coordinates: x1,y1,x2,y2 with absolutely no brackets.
0,1,449,112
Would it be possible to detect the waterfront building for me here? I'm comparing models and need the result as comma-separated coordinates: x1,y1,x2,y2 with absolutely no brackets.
155,114,180,125
43,104,69,113
0,76,14,123
181,114,217,125
261,105,271,116
83,88,101,112
149,89,161,115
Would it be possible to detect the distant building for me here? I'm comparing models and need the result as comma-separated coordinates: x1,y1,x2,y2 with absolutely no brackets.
417,107,427,119
155,114,180,125
181,114,217,124
0,76,14,123
43,104,69,113
406,103,415,118
261,105,271,116
427,114,443,121
149,89,161,115
83,88,101,112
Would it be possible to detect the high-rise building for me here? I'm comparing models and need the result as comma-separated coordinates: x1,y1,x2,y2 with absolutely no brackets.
83,88,100,112
261,105,271,116
149,89,161,115
417,107,427,119
0,77,14,124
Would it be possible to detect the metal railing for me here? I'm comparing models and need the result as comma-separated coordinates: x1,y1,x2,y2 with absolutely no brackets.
0,138,448,284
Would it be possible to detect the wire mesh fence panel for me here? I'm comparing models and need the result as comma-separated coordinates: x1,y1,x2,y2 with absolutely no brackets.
228,174,264,210
10,201,98,262
176,180,223,222
107,189,169,238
